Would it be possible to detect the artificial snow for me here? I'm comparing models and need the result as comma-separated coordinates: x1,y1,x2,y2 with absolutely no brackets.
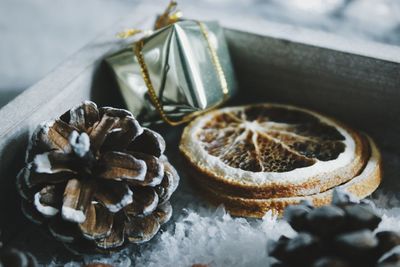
133,208,292,267
48,148,400,267
131,192,400,267
108,194,400,267
56,188,400,267
58,194,400,267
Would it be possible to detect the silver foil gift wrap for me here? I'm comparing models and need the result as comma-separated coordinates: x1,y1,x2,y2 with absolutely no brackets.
106,19,237,125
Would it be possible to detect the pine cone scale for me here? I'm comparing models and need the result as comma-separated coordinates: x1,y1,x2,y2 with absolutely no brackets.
48,217,81,243
79,203,113,240
32,151,76,174
46,120,75,151
125,216,160,244
94,180,133,213
128,152,164,187
0,248,37,267
101,118,142,151
94,215,125,249
38,185,63,206
97,151,147,182
89,116,119,152
128,128,166,157
153,202,173,225
156,161,179,205
33,184,63,217
67,101,99,132
21,200,46,224
128,187,159,216
90,107,143,153
20,166,72,189
61,179,95,223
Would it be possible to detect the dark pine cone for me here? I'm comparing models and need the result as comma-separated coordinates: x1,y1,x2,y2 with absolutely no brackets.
16,101,179,253
0,245,38,267
270,189,400,267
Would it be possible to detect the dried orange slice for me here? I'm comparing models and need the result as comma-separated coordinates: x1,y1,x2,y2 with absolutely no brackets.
180,104,370,199
196,136,381,218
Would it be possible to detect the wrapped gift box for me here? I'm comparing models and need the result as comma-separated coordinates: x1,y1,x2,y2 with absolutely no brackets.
0,2,399,264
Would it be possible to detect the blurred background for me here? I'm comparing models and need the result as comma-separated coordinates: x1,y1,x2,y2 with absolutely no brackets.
1,0,399,108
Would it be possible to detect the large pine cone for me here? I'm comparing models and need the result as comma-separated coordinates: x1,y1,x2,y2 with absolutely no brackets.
270,189,400,267
16,101,179,252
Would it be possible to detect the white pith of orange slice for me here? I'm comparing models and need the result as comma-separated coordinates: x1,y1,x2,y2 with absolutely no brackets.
180,103,370,199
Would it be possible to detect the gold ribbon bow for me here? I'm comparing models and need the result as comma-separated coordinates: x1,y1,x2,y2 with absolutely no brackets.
117,1,182,38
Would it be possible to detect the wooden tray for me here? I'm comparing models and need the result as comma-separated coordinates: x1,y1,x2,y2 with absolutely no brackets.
0,2,399,264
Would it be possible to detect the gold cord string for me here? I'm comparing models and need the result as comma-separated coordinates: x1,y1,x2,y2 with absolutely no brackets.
117,1,182,39
197,21,229,97
133,21,229,125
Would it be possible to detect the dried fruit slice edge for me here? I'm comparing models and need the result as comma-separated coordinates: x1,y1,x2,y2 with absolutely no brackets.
180,103,361,188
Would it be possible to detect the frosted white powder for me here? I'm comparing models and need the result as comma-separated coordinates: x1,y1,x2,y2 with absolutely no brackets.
69,131,90,157
34,192,59,217
33,153,72,174
105,188,134,213
62,206,86,224
127,159,147,182
33,154,53,174
43,120,55,134
146,162,165,187
143,193,159,216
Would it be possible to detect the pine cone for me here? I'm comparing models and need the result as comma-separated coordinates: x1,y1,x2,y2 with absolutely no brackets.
16,101,179,252
0,247,38,267
270,189,400,267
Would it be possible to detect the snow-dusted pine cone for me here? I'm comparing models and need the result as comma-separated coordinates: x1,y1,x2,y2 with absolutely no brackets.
270,189,400,267
16,101,179,252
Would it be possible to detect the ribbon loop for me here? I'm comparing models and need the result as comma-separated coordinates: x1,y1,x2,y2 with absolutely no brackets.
154,1,183,30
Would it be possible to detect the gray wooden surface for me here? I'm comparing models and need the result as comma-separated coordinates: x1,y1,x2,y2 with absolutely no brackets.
0,1,399,263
